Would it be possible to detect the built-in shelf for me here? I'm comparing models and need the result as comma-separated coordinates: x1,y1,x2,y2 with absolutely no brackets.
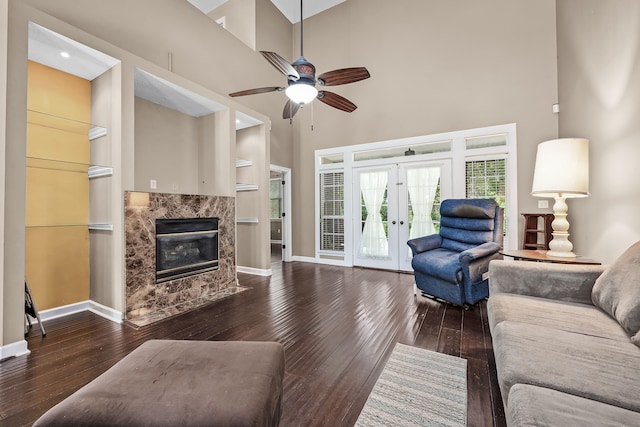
88,165,113,178
236,218,259,223
235,159,252,168
89,126,108,141
88,223,114,231
236,183,259,192
26,224,88,228
27,109,107,140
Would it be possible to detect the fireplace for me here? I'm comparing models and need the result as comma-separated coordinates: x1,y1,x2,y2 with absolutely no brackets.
155,217,219,283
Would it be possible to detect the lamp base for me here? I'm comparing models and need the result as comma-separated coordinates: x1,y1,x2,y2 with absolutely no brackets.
547,249,576,258
547,195,577,258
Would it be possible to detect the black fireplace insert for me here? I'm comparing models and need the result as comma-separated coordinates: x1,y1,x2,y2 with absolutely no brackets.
155,217,219,283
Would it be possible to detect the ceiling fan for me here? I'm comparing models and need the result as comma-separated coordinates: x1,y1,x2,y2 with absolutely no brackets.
229,0,370,120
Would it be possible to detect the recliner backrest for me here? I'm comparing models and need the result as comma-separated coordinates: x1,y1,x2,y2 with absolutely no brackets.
439,199,503,252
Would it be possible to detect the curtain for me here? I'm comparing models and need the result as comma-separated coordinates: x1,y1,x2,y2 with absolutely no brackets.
360,170,388,257
407,166,440,243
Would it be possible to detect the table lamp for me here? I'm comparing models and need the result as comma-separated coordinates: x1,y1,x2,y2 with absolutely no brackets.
531,138,589,257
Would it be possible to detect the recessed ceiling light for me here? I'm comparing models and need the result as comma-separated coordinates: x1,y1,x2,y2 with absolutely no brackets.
60,51,70,58
236,119,241,124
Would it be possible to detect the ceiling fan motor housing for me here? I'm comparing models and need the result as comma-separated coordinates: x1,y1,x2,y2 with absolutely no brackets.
289,56,316,87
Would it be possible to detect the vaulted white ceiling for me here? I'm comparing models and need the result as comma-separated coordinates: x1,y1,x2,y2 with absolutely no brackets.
186,0,346,23
28,22,262,129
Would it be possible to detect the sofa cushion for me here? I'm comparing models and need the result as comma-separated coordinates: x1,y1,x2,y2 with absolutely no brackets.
493,321,640,412
592,240,640,336
487,294,629,342
508,384,640,427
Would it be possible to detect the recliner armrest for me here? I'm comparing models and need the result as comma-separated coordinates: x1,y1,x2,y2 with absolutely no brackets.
459,242,501,264
407,234,442,256
458,242,502,285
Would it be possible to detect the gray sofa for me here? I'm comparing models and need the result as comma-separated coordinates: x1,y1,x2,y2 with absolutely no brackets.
487,241,640,426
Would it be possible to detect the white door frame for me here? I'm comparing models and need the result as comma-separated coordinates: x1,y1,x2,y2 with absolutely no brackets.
352,160,452,271
270,164,292,262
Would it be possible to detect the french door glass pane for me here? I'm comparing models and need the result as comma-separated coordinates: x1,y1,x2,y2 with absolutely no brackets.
407,166,441,240
406,166,441,258
359,170,389,258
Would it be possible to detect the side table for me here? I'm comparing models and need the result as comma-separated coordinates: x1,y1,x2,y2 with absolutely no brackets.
500,249,601,265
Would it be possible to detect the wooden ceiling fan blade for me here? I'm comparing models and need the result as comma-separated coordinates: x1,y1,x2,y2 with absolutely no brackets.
317,91,357,112
317,67,370,86
229,86,284,97
283,99,301,119
260,51,300,80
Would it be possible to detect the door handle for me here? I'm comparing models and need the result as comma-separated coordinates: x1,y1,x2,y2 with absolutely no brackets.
391,221,397,225
400,221,404,225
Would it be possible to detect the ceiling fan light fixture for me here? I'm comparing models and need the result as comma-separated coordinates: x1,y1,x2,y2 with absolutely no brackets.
285,83,318,105
228,0,369,119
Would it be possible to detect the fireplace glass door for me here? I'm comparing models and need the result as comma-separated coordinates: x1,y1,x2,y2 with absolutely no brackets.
155,218,219,283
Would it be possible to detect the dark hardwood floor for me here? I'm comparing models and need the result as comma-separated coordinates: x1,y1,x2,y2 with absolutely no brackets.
0,259,506,427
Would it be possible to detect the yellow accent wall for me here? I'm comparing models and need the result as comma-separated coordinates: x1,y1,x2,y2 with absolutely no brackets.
26,227,90,307
26,61,91,309
27,61,90,122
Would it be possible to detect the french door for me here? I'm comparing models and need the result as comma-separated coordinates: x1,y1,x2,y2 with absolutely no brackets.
353,160,452,271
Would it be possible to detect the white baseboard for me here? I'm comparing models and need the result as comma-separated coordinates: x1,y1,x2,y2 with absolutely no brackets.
0,339,30,361
291,255,316,263
291,256,349,267
36,300,123,324
2,301,121,361
88,301,124,324
237,265,273,276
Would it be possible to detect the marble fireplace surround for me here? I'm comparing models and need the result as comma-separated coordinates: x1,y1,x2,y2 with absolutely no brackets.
125,191,241,326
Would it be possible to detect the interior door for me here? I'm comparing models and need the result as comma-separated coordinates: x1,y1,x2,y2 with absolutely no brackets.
353,160,451,271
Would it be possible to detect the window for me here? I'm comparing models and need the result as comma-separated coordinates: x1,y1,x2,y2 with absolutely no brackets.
465,158,506,205
466,158,507,233
353,140,452,162
319,172,344,252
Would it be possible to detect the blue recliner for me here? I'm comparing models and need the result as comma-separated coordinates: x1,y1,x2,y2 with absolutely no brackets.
407,198,504,306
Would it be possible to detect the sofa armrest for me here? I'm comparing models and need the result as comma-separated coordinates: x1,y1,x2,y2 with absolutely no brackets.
407,234,442,256
488,260,607,304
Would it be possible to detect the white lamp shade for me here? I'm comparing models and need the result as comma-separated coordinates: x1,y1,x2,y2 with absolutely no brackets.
531,138,589,198
285,83,318,105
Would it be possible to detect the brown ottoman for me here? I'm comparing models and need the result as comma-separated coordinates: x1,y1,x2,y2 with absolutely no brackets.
34,340,285,426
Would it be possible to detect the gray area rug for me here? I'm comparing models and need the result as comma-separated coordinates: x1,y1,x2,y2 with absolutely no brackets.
356,343,467,427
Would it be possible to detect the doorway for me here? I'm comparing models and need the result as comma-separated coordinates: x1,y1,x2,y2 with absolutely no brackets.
353,160,452,271
270,165,292,263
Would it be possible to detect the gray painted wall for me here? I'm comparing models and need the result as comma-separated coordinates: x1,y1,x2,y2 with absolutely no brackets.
289,0,559,257
134,97,201,195
557,0,640,262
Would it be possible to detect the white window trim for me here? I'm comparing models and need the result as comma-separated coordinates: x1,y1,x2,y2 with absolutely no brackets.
315,123,518,265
